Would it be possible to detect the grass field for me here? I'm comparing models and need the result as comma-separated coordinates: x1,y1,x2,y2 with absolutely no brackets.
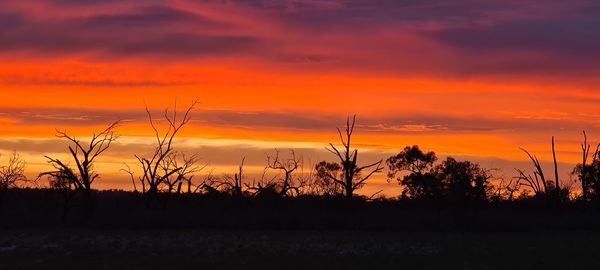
0,229,597,269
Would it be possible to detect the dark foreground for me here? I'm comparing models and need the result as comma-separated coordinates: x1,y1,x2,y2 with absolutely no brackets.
3,189,600,269
0,229,598,270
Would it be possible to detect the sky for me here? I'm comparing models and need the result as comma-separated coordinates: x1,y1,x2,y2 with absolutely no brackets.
1,0,600,195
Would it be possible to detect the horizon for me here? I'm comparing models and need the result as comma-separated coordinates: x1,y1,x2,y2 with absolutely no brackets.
2,0,600,196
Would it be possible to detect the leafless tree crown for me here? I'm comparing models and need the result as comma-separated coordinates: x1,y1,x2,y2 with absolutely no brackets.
515,136,566,201
323,115,383,198
127,100,199,194
0,151,27,190
40,121,120,193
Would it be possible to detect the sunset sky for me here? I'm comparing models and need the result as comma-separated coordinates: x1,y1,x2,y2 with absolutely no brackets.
1,0,600,195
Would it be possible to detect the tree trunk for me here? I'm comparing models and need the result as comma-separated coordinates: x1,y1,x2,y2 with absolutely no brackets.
552,137,560,201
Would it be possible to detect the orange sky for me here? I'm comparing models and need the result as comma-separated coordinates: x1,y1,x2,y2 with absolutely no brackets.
1,0,600,195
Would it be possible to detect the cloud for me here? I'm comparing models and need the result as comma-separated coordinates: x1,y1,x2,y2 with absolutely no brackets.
0,4,261,59
424,14,600,76
226,0,600,81
0,108,143,126
0,136,382,167
0,136,578,192
1,0,599,81
1,107,598,135
77,5,220,28
0,77,189,87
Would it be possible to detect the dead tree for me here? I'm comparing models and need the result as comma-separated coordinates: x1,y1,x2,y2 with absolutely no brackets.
294,160,318,196
0,151,27,190
516,150,548,196
578,131,600,200
128,100,197,195
324,115,383,199
123,163,139,193
493,177,521,201
516,136,564,201
161,152,203,194
222,158,245,198
552,136,560,199
265,150,302,197
193,170,217,194
40,121,119,197
199,158,246,197
0,151,27,204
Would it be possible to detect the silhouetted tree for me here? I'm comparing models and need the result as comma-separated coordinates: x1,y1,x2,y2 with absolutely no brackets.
39,121,119,199
577,160,600,200
320,116,383,199
127,100,197,195
46,172,76,221
0,151,27,204
572,131,600,201
314,161,344,196
491,177,521,202
294,161,319,196
387,146,494,202
264,150,303,197
516,137,568,202
192,170,217,194
435,157,493,202
161,152,203,194
203,158,246,198
386,145,440,199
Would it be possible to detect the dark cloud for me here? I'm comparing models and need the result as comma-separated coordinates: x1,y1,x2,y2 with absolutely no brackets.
1,107,598,134
424,15,600,76
431,19,600,55
77,5,228,29
231,0,600,79
51,0,138,4
107,34,259,56
228,0,552,35
0,4,260,58
0,77,189,87
1,0,600,79
0,108,143,126
193,110,336,130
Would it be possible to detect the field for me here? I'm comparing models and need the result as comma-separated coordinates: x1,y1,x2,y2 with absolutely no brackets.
2,190,600,269
1,229,598,269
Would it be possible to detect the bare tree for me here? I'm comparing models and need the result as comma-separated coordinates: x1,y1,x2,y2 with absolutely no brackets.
39,121,119,197
205,158,246,197
294,160,320,196
515,149,547,195
492,177,522,201
516,136,566,201
0,151,27,189
193,170,217,194
122,163,139,193
264,149,302,197
128,100,198,195
0,151,27,204
161,152,204,194
198,173,224,195
576,131,600,200
552,136,560,199
322,116,383,199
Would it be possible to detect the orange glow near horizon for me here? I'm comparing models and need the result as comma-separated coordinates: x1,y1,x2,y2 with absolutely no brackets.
1,1,600,195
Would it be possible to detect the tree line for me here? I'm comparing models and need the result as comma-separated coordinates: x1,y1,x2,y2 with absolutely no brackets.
2,100,600,206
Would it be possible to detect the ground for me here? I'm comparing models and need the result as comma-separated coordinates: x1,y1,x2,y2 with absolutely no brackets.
0,229,596,269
